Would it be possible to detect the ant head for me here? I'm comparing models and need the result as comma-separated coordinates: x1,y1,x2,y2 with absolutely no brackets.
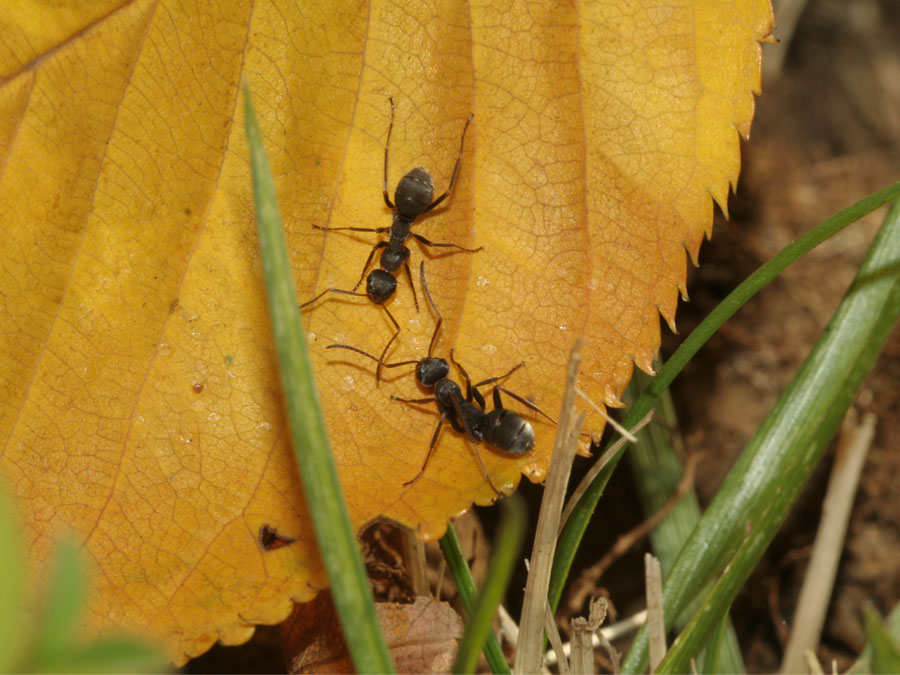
366,269,397,304
379,245,409,272
416,357,450,387
394,168,434,219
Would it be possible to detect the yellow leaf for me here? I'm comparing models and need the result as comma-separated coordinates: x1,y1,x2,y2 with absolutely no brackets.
0,0,774,663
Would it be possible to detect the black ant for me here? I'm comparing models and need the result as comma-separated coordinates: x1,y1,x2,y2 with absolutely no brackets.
326,261,556,496
301,99,480,380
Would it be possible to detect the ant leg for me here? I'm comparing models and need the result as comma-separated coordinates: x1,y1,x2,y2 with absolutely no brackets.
352,241,389,292
411,233,483,253
472,387,486,410
374,305,401,384
313,224,390,234
449,348,472,384
383,97,396,209
449,396,501,497
449,349,486,409
424,113,474,213
299,288,367,309
418,262,443,357
392,394,437,405
404,412,445,487
492,386,558,426
473,362,525,389
403,261,420,311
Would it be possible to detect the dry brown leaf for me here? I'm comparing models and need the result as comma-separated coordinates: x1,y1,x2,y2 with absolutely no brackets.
0,0,774,662
283,594,463,674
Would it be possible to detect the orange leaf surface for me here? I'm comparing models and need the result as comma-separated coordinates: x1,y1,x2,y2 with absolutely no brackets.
0,0,774,663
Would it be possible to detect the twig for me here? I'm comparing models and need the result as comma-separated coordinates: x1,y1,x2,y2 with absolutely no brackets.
565,451,701,612
544,610,646,667
544,604,570,674
646,553,666,671
575,387,637,442
780,410,877,673
400,528,430,597
570,597,615,674
559,409,654,532
804,648,825,675
513,339,585,674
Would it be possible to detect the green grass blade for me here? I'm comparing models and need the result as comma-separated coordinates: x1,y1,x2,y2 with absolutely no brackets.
625,371,701,574
548,181,900,616
453,496,526,674
699,617,727,675
0,485,26,672
33,638,166,674
626,370,744,673
30,537,85,659
863,606,900,675
629,198,900,672
852,604,900,674
243,86,393,674
440,524,510,674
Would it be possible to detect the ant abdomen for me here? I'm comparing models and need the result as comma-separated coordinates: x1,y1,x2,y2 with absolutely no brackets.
394,168,434,219
481,409,535,455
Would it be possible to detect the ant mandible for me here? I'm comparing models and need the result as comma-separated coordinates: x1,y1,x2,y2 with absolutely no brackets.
301,98,481,381
326,261,557,496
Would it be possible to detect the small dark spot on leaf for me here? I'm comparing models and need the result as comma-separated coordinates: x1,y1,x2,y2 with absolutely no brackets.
168,298,179,314
184,207,192,216
259,525,297,551
192,382,204,394
224,354,234,365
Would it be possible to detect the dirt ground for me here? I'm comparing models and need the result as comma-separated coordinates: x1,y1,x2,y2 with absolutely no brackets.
660,0,900,670
185,1,900,672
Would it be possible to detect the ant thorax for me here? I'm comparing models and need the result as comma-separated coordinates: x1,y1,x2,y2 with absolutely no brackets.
378,243,408,272
432,378,461,405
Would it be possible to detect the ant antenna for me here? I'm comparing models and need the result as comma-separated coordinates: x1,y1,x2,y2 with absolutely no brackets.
419,261,443,358
383,97,395,210
424,112,475,213
319,302,405,383
300,288,365,310
326,342,418,371
373,304,402,383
